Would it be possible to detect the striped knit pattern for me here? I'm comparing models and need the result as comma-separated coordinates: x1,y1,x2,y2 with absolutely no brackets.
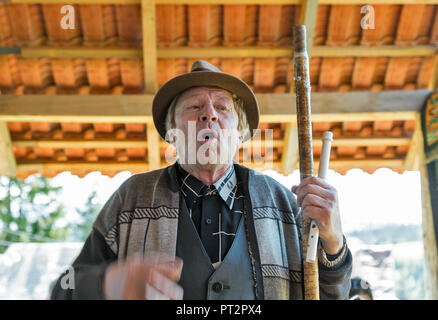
253,207,295,224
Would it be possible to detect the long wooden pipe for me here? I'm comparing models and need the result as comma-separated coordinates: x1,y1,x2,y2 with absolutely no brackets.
293,25,319,300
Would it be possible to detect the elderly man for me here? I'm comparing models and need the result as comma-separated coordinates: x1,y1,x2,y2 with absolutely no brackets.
51,60,352,300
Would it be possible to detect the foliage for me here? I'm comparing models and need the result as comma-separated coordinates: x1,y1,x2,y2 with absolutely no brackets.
394,258,425,300
70,190,101,242
0,175,70,253
347,224,422,245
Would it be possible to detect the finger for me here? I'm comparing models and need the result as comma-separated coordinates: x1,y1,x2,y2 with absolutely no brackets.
296,184,334,207
155,257,184,282
298,176,333,191
291,185,297,194
123,262,148,299
301,205,330,227
141,252,183,282
148,269,183,300
301,193,329,210
145,283,170,300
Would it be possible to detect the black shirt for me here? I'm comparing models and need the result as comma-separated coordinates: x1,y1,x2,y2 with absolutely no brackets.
176,162,244,267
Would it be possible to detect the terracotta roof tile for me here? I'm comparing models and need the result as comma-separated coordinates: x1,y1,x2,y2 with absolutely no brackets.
257,5,283,46
352,58,379,90
343,121,363,132
313,5,329,46
18,58,52,92
318,58,345,90
0,3,12,46
366,146,386,156
395,4,432,46
187,5,221,47
373,120,393,132
337,146,357,157
253,58,276,91
51,58,86,90
360,5,400,46
223,5,256,47
326,5,362,46
417,56,435,88
61,122,83,132
384,57,411,89
430,9,438,46
42,4,81,45
80,5,117,46
86,59,110,91
156,5,187,47
115,4,142,47
93,123,114,133
7,4,45,46
354,147,366,159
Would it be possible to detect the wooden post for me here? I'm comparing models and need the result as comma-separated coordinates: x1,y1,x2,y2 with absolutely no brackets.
410,113,438,299
0,122,16,177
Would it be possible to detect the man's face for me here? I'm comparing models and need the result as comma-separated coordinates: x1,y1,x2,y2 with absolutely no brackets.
172,86,242,166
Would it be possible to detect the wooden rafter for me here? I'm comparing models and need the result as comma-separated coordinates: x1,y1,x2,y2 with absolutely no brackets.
141,0,161,170
409,113,438,299
281,124,299,175
404,114,421,171
141,0,158,94
10,45,437,59
428,55,438,91
15,158,406,173
11,136,410,149
299,0,319,57
0,121,16,177
147,122,161,171
0,91,427,123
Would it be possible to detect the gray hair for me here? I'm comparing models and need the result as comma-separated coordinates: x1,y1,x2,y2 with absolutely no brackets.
164,91,250,141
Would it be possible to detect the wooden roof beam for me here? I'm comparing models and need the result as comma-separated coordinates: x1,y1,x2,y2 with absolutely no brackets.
8,45,437,59
0,122,16,177
0,90,428,122
11,136,410,149
141,0,158,94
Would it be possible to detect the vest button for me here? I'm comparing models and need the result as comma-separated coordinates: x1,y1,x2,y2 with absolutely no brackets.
205,218,212,224
212,282,223,292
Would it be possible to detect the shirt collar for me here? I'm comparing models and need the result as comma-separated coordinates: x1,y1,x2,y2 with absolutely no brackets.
176,163,238,210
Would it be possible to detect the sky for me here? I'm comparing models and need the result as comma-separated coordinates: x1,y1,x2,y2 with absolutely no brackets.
48,167,423,234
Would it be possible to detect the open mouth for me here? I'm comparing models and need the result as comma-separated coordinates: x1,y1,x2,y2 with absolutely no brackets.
200,131,218,143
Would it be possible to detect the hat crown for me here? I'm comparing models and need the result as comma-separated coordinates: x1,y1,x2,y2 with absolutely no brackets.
190,60,222,73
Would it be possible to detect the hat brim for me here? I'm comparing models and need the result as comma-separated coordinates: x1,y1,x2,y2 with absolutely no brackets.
152,71,259,142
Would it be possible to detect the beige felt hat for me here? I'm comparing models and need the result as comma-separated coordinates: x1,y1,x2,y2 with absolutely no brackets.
152,60,259,142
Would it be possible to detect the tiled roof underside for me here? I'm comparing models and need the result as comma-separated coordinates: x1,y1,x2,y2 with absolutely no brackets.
1,4,438,93
7,119,415,179
0,3,431,178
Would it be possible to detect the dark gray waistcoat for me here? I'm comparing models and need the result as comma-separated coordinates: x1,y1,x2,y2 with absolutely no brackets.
176,198,255,300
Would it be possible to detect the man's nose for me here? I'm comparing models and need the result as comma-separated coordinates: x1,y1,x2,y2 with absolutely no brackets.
199,103,218,122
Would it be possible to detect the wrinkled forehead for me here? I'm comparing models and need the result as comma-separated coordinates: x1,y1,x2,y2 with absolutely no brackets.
177,86,234,103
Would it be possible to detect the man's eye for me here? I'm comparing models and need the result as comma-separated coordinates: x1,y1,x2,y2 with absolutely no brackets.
191,106,200,109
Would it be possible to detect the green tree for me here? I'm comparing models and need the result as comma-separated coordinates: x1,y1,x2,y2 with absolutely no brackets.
394,258,425,300
0,175,70,254
71,190,101,241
